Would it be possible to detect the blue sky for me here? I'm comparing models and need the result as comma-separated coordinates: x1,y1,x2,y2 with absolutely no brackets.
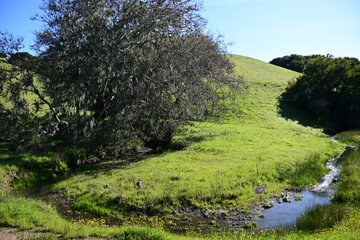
0,0,359,62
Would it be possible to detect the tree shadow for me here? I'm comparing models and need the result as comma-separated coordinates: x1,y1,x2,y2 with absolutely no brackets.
76,134,209,176
0,142,50,171
277,98,340,135
0,130,210,191
76,151,155,175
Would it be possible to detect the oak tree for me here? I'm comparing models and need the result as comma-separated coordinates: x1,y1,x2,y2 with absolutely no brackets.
1,0,243,154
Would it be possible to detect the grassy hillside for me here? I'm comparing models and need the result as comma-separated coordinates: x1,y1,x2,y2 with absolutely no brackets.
1,55,356,239
50,55,342,217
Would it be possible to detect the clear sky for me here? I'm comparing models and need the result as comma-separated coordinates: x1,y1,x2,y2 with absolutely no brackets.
0,0,359,62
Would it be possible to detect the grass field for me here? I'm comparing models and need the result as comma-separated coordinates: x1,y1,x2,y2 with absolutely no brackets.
49,55,341,216
1,55,358,239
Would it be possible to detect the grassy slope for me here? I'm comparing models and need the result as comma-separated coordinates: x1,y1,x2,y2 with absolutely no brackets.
2,55,358,239
52,55,342,215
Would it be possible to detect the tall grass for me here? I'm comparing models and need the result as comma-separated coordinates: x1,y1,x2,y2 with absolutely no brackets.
296,204,348,231
333,131,360,203
335,131,360,146
278,153,328,189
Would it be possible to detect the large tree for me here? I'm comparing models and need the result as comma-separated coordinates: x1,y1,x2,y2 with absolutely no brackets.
2,0,243,154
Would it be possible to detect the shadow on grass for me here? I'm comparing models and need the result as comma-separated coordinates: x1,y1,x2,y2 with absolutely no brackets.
0,142,51,171
277,98,340,135
76,134,209,175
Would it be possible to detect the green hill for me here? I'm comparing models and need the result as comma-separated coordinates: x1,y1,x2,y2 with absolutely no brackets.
51,55,342,217
1,55,357,240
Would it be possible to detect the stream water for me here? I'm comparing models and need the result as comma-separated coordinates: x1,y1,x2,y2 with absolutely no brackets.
257,190,332,229
257,143,355,229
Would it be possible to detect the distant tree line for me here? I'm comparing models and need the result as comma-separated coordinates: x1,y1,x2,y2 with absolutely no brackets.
0,0,243,157
270,54,322,73
281,55,360,130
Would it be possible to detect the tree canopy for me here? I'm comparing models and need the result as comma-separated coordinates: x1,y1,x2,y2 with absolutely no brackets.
281,55,360,131
1,0,243,155
269,54,321,73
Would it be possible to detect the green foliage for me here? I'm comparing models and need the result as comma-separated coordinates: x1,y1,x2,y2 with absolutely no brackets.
294,195,303,201
281,56,360,131
31,0,243,153
8,52,39,71
242,221,257,229
269,54,321,73
0,32,62,144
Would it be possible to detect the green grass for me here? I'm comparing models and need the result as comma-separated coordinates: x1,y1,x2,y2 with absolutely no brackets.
0,197,181,239
335,131,360,146
333,151,360,203
333,131,360,203
0,198,358,240
1,55,356,239
296,204,348,232
50,55,342,218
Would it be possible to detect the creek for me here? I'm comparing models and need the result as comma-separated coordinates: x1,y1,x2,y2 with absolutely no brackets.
257,143,355,229
28,138,356,234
